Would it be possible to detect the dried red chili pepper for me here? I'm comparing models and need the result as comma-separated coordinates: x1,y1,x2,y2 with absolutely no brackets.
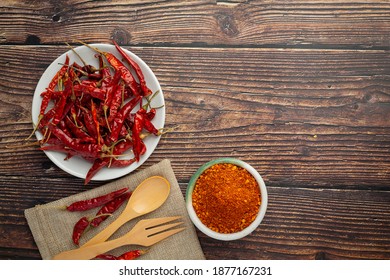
51,77,73,125
85,158,109,185
102,69,122,125
146,108,156,121
47,54,70,92
97,54,112,85
72,216,90,245
117,249,145,260
66,187,129,212
77,41,140,96
111,138,133,157
95,249,145,260
107,96,141,145
132,109,145,162
142,117,159,136
40,143,69,153
113,40,152,97
104,53,139,96
90,101,101,145
78,83,106,100
64,116,95,143
72,214,113,245
38,108,55,130
47,124,101,158
107,83,124,123
58,120,72,137
69,103,80,125
40,144,80,160
81,109,98,140
38,91,52,124
90,191,131,227
110,158,137,167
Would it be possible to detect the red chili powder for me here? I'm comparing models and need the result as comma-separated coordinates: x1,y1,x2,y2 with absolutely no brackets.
192,163,261,234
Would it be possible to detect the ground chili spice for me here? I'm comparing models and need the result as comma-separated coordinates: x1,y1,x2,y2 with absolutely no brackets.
192,163,261,234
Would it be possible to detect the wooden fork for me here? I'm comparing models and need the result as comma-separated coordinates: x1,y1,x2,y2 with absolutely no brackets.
52,216,184,260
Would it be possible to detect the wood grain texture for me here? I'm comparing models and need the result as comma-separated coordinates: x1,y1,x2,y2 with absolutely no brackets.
0,45,389,259
1,46,389,187
0,0,389,48
0,0,390,260
200,186,390,260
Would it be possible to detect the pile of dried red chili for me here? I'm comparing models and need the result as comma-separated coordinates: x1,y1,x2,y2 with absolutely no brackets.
66,187,143,260
192,163,261,234
34,41,161,184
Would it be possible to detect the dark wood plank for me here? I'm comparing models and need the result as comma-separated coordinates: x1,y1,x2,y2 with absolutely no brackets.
0,0,389,48
200,186,390,260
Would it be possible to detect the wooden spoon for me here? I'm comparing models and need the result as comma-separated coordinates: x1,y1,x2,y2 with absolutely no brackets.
82,176,170,247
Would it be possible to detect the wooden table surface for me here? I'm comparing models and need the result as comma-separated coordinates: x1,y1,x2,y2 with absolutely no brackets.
0,0,389,260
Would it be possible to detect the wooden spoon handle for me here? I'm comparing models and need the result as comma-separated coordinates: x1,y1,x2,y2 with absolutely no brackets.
52,236,127,260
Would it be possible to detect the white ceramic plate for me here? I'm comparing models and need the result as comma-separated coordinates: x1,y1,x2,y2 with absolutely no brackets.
32,44,165,181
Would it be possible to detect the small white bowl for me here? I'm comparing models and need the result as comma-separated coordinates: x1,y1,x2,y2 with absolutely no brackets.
186,158,268,241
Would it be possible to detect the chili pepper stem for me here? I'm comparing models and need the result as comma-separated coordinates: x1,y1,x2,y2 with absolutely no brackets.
106,138,126,152
100,138,130,160
65,42,88,67
41,128,51,144
75,39,106,56
5,140,40,149
100,152,132,159
142,90,160,110
25,114,44,140
103,106,111,132
108,157,113,168
58,62,89,76
138,125,178,140
71,113,82,129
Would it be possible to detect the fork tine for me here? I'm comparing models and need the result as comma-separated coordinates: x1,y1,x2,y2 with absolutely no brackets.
142,227,186,246
141,216,182,228
146,221,184,236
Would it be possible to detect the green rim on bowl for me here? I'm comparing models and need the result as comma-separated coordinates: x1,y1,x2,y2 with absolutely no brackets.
186,157,268,241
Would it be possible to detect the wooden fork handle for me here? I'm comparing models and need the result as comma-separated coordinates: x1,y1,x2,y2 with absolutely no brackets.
52,235,129,260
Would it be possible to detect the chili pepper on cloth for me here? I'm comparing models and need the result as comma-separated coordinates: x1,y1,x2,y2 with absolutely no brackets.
33,41,163,184
90,191,132,227
95,249,146,260
72,216,90,245
67,187,132,245
66,187,128,211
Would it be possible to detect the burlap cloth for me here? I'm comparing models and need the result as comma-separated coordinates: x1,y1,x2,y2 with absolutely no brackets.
24,159,205,260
